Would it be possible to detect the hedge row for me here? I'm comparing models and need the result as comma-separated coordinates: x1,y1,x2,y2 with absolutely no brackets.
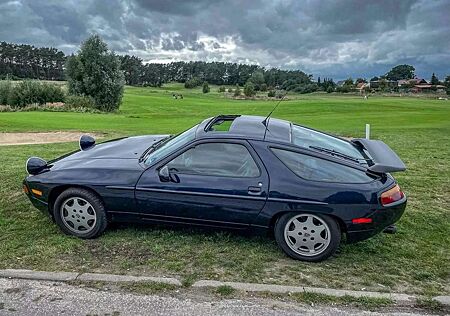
0,80,65,107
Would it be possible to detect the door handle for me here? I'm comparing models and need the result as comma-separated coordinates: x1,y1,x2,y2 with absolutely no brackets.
248,186,262,195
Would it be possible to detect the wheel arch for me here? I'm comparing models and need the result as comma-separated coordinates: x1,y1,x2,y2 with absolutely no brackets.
269,211,347,234
48,185,106,218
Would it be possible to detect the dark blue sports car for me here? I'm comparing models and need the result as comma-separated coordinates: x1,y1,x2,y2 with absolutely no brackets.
23,115,407,261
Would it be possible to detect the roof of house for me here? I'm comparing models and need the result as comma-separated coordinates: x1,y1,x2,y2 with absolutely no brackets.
414,84,446,89
356,82,366,89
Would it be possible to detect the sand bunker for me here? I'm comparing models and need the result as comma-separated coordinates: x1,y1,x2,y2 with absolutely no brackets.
0,132,101,146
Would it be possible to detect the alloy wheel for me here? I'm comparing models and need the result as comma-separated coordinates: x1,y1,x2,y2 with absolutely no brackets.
284,214,331,256
60,197,97,234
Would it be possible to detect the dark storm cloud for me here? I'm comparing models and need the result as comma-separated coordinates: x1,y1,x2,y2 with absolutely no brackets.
1,0,449,79
134,0,221,16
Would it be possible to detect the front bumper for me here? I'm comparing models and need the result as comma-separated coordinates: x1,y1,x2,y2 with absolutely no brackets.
346,197,407,243
23,180,50,216
28,195,49,213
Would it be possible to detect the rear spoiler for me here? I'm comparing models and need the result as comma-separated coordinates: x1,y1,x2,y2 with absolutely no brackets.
352,138,406,173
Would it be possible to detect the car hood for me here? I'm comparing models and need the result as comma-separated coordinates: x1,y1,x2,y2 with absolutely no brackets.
51,135,168,163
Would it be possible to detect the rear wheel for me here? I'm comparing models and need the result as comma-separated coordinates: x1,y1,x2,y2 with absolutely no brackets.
274,212,340,262
53,188,107,239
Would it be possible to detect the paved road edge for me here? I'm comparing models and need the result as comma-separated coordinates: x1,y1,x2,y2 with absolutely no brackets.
1,268,448,306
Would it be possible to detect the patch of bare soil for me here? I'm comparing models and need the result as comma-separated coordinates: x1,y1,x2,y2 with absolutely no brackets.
0,132,102,146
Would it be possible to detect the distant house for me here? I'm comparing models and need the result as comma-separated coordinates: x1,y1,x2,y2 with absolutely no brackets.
355,82,369,94
398,78,427,87
412,84,446,93
368,80,398,90
336,80,346,87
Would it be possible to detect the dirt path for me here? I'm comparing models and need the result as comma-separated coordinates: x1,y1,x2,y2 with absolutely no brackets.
0,132,102,146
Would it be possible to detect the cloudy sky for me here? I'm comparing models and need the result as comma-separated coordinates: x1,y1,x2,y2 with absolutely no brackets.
1,0,449,80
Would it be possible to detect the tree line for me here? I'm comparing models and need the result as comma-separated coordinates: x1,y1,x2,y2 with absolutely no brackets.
0,40,313,90
119,56,312,89
0,42,65,80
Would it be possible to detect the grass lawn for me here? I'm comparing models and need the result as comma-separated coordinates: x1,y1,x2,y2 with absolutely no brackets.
0,84,449,297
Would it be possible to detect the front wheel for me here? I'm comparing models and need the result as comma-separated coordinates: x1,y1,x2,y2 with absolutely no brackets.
274,213,341,262
53,188,107,239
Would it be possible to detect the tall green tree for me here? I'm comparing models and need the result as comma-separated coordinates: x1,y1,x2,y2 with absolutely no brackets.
66,35,125,112
385,64,415,81
444,75,450,95
430,73,439,85
344,78,354,86
120,55,143,85
248,70,265,90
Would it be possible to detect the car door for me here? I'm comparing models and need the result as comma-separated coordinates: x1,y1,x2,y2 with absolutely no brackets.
135,139,269,229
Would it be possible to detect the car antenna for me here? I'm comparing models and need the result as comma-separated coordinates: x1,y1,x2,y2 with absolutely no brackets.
262,95,284,127
262,95,285,140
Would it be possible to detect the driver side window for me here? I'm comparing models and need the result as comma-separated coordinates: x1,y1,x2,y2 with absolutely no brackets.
167,142,260,178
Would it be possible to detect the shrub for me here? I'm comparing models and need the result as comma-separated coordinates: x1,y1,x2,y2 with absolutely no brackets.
336,85,351,93
260,83,268,92
234,85,241,96
202,82,210,93
184,77,202,89
244,81,256,97
326,86,334,93
291,83,318,94
267,90,276,97
228,88,233,93
64,95,96,109
0,80,12,105
218,86,226,92
2,80,65,108
66,35,125,112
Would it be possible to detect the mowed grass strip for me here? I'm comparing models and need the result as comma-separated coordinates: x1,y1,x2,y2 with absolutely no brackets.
0,84,449,296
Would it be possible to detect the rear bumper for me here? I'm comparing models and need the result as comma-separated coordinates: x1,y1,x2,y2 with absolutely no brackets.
346,197,406,243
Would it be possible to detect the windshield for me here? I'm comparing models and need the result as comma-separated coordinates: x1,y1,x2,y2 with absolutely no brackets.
291,125,365,160
144,125,197,165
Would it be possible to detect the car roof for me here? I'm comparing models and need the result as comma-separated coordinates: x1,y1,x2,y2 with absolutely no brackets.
196,115,291,143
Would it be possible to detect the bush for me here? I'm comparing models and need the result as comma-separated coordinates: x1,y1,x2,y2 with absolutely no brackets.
260,83,268,92
326,86,334,93
218,86,226,92
267,90,276,97
66,35,124,112
0,80,12,105
228,88,233,93
234,85,241,96
202,82,210,93
64,95,96,109
244,81,256,97
1,80,65,107
184,77,202,89
291,83,318,94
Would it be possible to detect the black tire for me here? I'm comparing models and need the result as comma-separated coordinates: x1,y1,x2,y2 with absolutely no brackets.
53,188,107,239
274,212,341,262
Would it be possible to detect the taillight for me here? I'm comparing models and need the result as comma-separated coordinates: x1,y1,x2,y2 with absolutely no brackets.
380,184,404,206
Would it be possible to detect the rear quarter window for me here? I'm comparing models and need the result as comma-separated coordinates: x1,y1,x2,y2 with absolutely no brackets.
271,148,374,183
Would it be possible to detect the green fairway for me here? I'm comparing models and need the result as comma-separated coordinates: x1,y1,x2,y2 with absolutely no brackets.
0,84,449,297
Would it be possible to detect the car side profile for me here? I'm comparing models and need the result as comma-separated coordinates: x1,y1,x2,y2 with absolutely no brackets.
23,115,407,262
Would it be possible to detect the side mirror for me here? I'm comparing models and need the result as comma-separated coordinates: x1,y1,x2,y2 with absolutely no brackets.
158,165,171,182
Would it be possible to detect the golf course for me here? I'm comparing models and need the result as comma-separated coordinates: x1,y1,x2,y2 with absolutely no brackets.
0,84,449,299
